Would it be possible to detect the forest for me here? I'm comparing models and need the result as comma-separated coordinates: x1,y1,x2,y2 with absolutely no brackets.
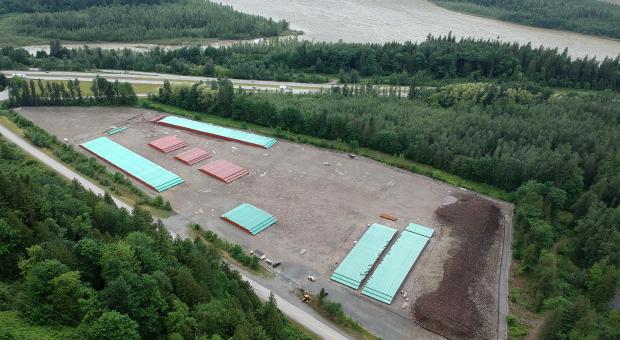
3,36,618,90
7,77,138,106
151,80,620,339
0,0,290,43
0,0,174,14
0,135,310,339
431,0,620,39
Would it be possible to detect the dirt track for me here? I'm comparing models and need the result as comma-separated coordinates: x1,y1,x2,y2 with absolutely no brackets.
413,195,503,339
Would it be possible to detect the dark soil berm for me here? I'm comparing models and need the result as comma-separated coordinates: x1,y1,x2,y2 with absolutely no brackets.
413,195,502,340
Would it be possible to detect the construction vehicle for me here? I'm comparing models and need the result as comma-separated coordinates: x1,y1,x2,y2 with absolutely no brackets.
299,288,312,303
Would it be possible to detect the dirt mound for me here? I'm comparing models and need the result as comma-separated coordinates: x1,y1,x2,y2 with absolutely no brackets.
413,195,502,340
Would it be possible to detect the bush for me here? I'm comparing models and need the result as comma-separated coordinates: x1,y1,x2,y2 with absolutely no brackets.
322,300,344,321
152,195,164,207
199,227,259,270
507,315,528,338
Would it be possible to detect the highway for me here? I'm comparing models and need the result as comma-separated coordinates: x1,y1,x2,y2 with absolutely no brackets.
0,117,349,340
2,69,332,94
1,69,412,95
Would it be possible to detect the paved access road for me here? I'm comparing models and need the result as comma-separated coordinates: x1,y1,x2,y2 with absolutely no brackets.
0,121,349,340
241,272,349,339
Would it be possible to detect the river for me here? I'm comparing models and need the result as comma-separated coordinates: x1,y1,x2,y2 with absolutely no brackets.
216,0,620,59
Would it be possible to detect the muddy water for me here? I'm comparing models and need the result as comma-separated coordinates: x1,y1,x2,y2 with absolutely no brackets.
217,0,620,59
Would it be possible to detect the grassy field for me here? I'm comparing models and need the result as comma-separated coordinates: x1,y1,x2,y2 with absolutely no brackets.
140,99,512,202
0,311,78,339
32,79,161,96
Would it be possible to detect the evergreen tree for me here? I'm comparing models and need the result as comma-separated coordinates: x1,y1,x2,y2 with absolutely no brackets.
216,78,234,117
49,39,62,58
259,292,286,340
0,73,7,90
75,79,83,104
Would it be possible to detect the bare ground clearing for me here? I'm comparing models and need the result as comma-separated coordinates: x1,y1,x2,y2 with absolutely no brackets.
16,106,512,340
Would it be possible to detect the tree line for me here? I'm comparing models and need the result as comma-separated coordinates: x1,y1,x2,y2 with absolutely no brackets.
154,81,614,198
151,82,620,338
3,0,290,42
0,0,173,14
156,79,235,117
7,77,137,107
3,36,618,90
197,35,620,90
0,136,310,339
432,0,620,39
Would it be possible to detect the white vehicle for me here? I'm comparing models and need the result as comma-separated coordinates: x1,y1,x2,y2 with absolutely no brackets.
11,74,28,79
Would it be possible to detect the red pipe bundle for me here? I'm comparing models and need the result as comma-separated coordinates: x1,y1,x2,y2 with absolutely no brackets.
150,115,166,122
148,136,188,153
175,147,211,165
199,160,249,183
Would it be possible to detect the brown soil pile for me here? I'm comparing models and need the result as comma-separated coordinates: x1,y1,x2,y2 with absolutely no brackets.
413,195,502,340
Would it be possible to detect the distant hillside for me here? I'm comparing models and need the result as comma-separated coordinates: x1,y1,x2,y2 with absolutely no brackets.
431,0,620,39
0,0,291,46
0,0,174,14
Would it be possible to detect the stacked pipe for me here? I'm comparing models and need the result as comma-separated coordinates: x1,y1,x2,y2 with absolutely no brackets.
154,115,277,149
150,115,166,122
148,136,188,153
107,126,127,135
80,137,184,192
174,147,211,165
221,203,277,235
199,159,249,183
